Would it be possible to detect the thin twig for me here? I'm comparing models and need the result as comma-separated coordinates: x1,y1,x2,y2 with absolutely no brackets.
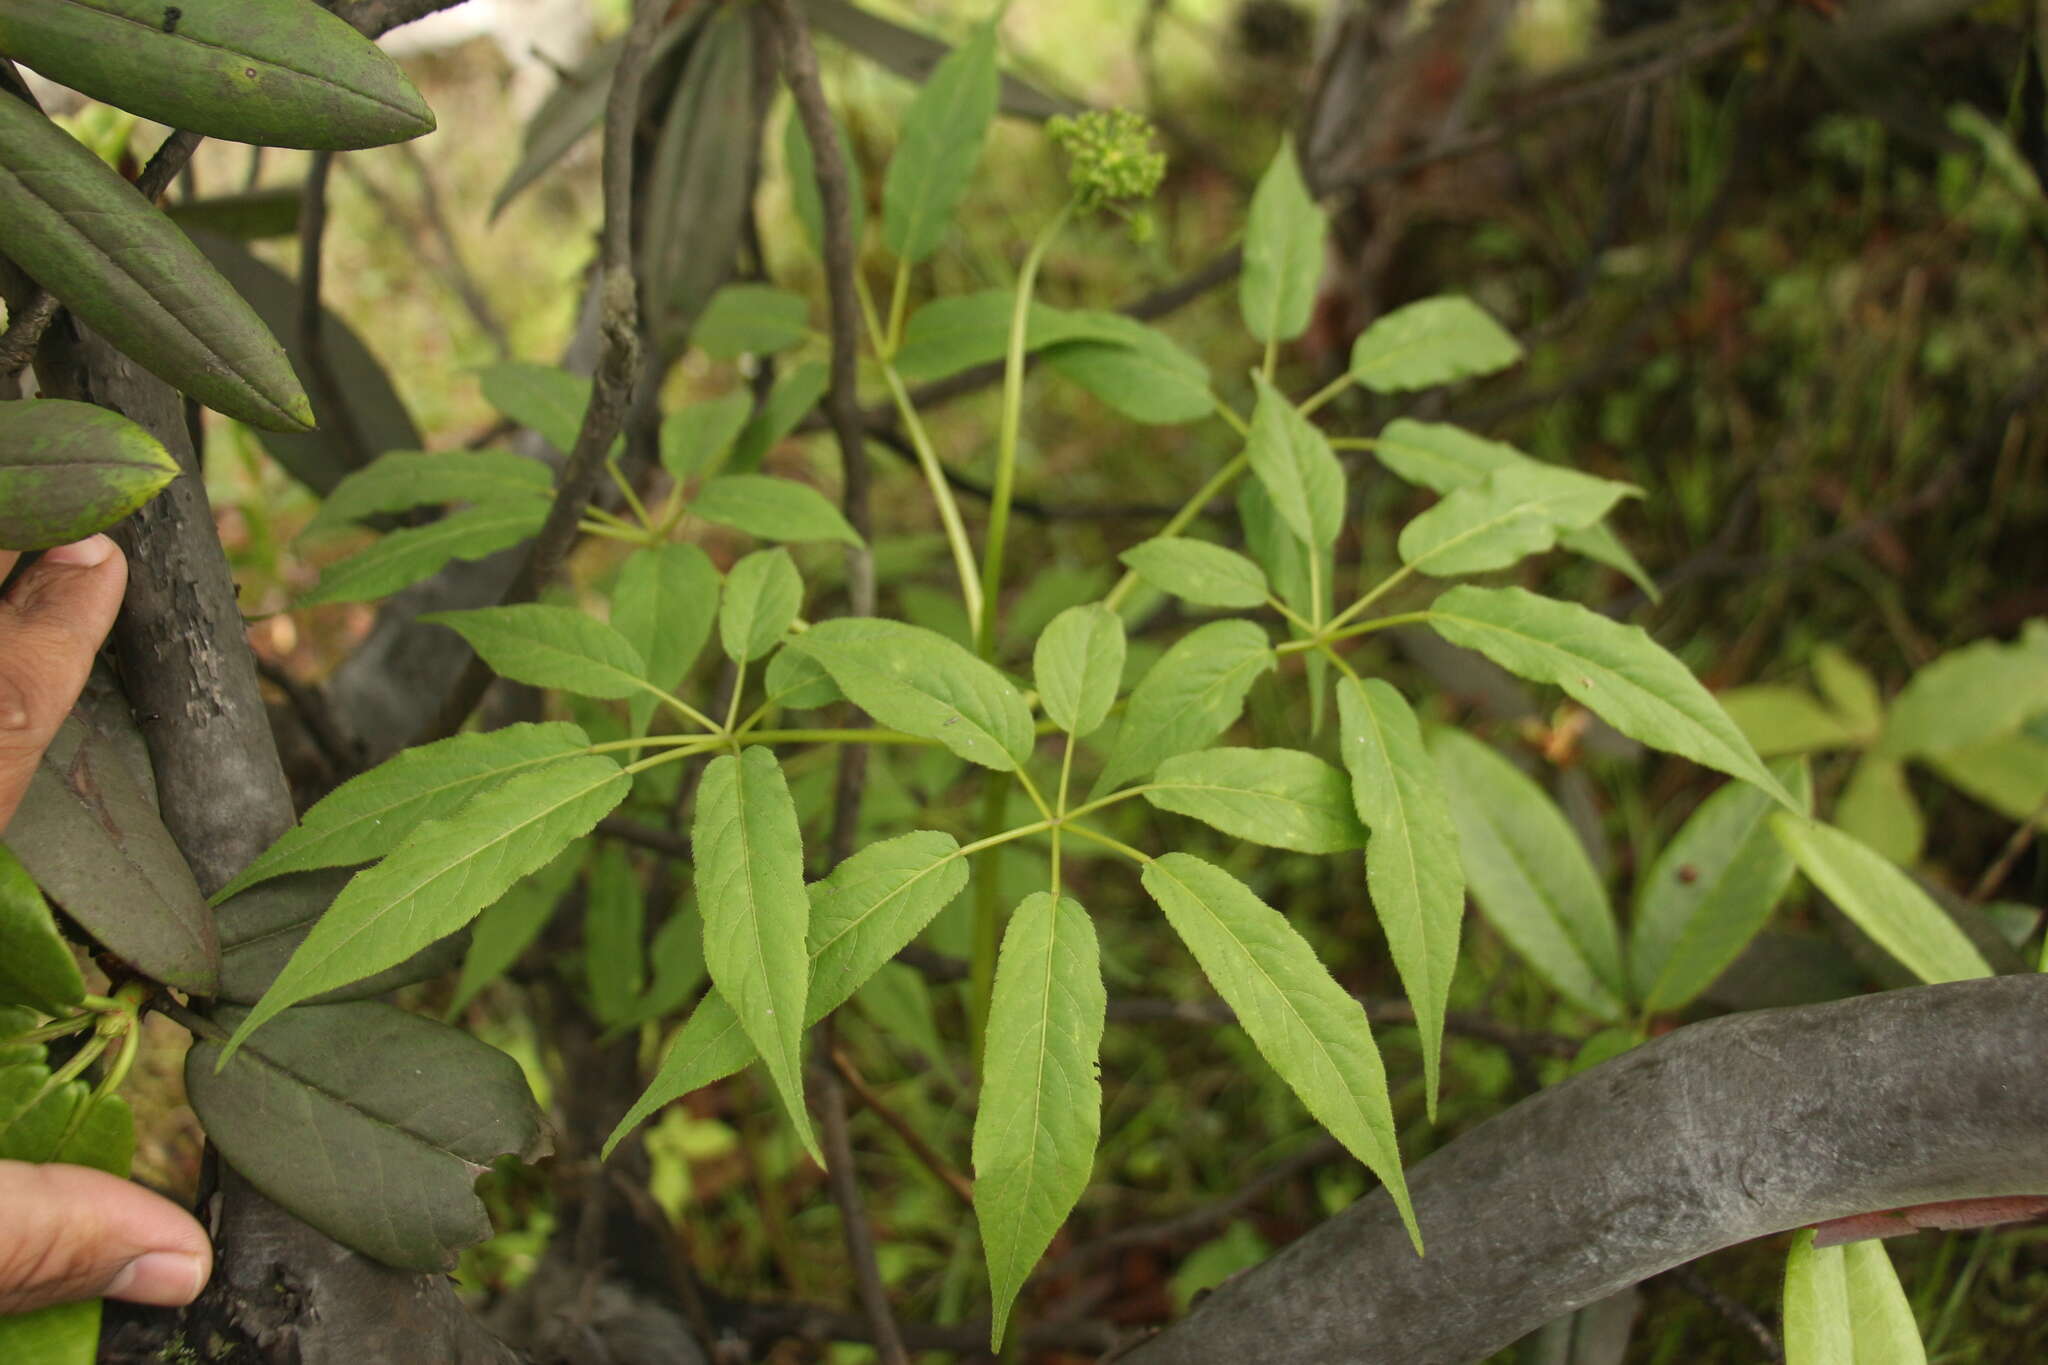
298,151,375,472
253,656,362,778
596,815,692,861
417,0,662,744
1970,794,2048,904
811,1026,912,1365
831,1046,976,1207
1657,1262,1784,1362
398,142,512,355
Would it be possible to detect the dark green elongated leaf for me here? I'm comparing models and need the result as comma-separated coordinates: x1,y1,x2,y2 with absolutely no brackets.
0,843,84,1013
1428,586,1796,808
975,893,1104,1348
786,103,866,257
309,450,550,533
694,474,863,547
1145,748,1363,854
0,0,433,149
691,284,811,358
423,604,650,700
1041,313,1215,424
616,903,708,1029
661,391,756,482
0,399,177,551
1120,537,1270,610
641,4,757,359
447,845,583,1017
1397,465,1634,578
1336,679,1464,1113
1246,373,1343,550
0,97,310,431
188,230,417,494
299,500,548,607
1349,296,1522,393
719,548,804,663
891,291,1127,383
613,542,719,735
1768,815,1992,984
1033,604,1125,738
730,361,829,472
1840,1241,1928,1365
190,1002,547,1270
477,361,603,456
1784,1230,1854,1365
765,643,843,709
1628,760,1810,1012
164,186,301,240
799,0,1079,121
213,723,590,902
1879,633,2048,758
880,22,998,264
585,845,645,1026
1835,753,1924,867
1719,684,1860,757
1140,853,1417,1247
795,618,1035,770
7,683,217,993
1239,135,1325,344
693,749,817,1158
217,868,467,1006
1098,620,1273,792
224,756,629,1056
808,830,967,1016
1429,728,1625,1020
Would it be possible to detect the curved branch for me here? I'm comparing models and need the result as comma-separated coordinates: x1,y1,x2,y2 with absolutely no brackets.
1118,976,2048,1365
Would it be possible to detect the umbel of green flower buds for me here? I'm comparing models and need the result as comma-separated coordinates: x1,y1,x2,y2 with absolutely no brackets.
1048,109,1166,214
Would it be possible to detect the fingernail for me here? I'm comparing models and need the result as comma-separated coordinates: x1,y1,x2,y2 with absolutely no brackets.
41,535,115,569
105,1251,208,1306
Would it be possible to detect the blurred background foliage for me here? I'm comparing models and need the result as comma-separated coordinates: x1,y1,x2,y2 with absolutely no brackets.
37,0,2048,1358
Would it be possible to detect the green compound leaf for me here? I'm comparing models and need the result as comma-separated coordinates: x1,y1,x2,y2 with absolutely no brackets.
718,547,804,663
190,1002,546,1271
1718,684,1861,757
224,756,628,1058
213,723,590,902
1879,632,2048,758
1335,679,1464,1116
1246,373,1344,550
693,474,863,547
477,361,607,456
0,0,433,150
880,22,998,264
1033,604,1125,738
584,844,646,1027
660,391,755,482
0,399,177,551
1144,748,1365,855
1119,536,1270,610
217,867,468,1007
447,845,582,1017
731,362,829,472
1397,465,1634,578
1039,312,1216,425
299,500,548,606
605,829,970,1155
786,105,866,259
693,749,818,1161
424,604,649,700
0,842,86,1013
613,542,719,735
1239,134,1325,345
1811,644,1885,740
1348,295,1523,393
1097,620,1273,793
1428,585,1796,808
308,450,550,533
1835,754,1925,868
794,618,1035,770
1140,853,1417,1249
0,94,310,430
690,284,811,358
1629,759,1810,1013
1769,815,1992,985
892,290,1127,383
1429,728,1625,1021
975,893,1105,1349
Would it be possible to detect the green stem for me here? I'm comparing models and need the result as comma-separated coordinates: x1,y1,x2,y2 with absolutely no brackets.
0,1032,111,1144
976,202,1074,659
737,727,933,748
1051,734,1076,894
631,680,724,734
1103,452,1250,613
1267,594,1317,636
5,1014,97,1046
1063,821,1151,865
723,659,748,734
578,519,654,546
1325,562,1418,636
1297,372,1353,418
1213,396,1251,438
867,319,985,636
1272,609,1433,657
968,777,1009,1066
885,260,911,358
606,457,654,529
1014,765,1055,823
583,503,641,531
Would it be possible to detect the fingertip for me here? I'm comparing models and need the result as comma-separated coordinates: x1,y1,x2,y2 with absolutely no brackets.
104,1249,210,1307
39,535,120,570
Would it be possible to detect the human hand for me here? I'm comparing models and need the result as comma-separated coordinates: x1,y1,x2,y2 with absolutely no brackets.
0,536,213,1315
